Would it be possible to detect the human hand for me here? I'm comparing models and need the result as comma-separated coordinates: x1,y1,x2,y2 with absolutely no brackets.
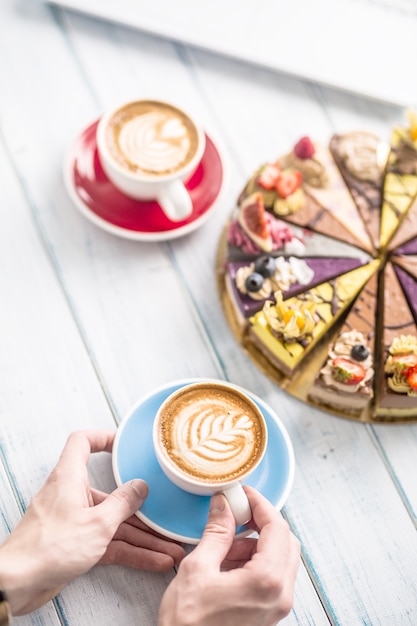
158,486,300,626
0,430,185,616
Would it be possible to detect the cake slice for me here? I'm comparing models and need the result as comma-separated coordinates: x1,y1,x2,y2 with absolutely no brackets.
393,235,417,256
379,111,417,250
238,147,373,252
248,260,379,376
226,192,306,261
391,255,417,280
278,137,373,252
225,255,366,330
392,263,417,324
226,191,370,262
373,262,417,419
329,131,386,252
307,272,378,416
388,197,417,251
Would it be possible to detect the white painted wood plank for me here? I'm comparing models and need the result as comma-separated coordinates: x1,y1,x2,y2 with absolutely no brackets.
0,466,60,625
0,9,176,620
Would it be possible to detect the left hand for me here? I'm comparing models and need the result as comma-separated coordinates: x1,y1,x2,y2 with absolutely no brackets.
0,430,185,615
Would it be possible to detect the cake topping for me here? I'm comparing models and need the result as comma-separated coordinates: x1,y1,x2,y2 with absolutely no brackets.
334,132,384,182
254,255,276,277
384,335,417,396
262,291,316,341
236,256,314,300
237,192,273,252
227,211,305,256
275,169,303,199
245,272,264,293
390,109,417,175
257,163,281,190
407,368,417,391
278,139,328,188
351,343,370,362
405,109,417,144
318,330,374,393
294,136,315,160
330,357,366,385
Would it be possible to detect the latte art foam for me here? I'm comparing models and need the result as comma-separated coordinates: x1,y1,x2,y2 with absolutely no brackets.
158,385,266,482
104,101,200,177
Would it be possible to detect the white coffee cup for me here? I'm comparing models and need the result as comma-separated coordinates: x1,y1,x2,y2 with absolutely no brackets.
96,99,206,222
153,380,268,526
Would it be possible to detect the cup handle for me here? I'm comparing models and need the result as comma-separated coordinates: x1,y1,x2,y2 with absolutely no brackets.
221,484,251,526
156,180,193,222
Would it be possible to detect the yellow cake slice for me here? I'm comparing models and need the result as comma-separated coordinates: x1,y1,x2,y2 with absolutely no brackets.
248,260,380,376
380,110,417,250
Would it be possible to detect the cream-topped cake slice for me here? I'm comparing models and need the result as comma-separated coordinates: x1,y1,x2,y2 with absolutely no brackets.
329,131,386,252
278,137,374,253
248,260,379,376
308,272,378,415
373,262,417,419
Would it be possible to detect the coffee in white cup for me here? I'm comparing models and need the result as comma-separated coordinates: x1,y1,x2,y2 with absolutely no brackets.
153,381,268,525
96,100,206,221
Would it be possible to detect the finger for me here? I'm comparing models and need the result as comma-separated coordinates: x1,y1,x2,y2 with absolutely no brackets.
56,430,116,473
222,537,258,564
243,486,297,573
99,540,178,572
112,522,185,565
243,485,279,534
190,493,236,570
95,479,149,531
91,488,184,542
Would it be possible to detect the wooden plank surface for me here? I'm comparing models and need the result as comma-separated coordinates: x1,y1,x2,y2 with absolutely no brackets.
0,1,416,624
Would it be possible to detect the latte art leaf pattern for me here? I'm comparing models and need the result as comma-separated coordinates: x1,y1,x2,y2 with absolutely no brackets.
168,395,263,481
119,112,192,174
183,409,252,461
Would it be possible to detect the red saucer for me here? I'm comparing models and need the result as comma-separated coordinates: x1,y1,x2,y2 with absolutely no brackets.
64,119,225,241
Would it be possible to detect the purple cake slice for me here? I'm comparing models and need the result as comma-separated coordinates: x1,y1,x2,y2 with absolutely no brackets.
395,236,417,256
225,255,366,329
393,264,417,324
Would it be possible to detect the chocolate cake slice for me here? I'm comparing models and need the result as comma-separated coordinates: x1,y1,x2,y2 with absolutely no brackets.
329,131,385,252
373,262,417,419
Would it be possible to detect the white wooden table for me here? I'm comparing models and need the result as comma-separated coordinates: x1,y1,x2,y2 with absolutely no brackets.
1,2,417,624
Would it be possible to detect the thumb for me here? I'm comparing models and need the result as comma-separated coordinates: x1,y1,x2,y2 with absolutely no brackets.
192,493,236,568
96,479,148,531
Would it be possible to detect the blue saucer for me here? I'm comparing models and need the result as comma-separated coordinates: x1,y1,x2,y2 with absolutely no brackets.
112,379,295,544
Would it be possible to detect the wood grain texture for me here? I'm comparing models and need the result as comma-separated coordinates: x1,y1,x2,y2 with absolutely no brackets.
0,0,416,624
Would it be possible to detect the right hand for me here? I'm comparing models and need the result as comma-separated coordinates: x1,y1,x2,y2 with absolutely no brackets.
158,485,300,626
